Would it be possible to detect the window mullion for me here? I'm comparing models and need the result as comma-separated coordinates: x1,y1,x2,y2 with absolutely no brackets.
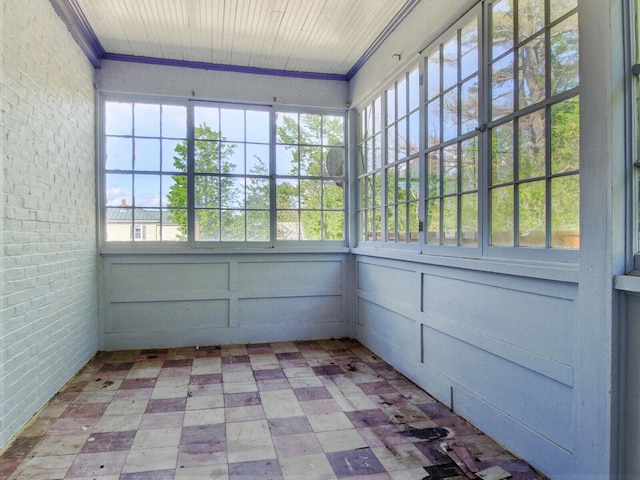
187,102,196,245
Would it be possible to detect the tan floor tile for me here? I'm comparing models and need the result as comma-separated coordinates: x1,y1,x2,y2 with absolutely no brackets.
30,433,89,456
123,446,179,473
186,394,224,410
226,419,276,463
174,465,229,479
317,429,367,453
131,427,182,449
280,453,338,479
12,454,76,480
261,390,304,418
183,408,225,426
94,413,143,433
308,412,353,432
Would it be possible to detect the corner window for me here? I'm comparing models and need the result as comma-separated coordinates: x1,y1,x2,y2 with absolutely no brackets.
358,0,579,261
101,98,346,246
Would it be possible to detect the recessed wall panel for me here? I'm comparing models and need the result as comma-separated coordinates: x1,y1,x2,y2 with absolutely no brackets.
109,299,229,332
238,296,343,326
109,262,229,301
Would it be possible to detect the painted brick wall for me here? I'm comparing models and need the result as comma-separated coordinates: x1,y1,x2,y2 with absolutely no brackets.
1,0,98,448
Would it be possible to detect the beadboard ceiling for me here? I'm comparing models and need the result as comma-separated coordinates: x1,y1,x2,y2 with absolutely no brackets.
59,0,419,79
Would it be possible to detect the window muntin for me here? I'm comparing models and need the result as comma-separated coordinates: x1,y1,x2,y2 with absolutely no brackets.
424,11,480,247
489,0,579,249
102,99,345,245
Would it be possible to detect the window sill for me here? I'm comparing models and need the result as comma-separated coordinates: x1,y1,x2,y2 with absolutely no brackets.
100,244,351,256
614,273,640,294
352,246,579,283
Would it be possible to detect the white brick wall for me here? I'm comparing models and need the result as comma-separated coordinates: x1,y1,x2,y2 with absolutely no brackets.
1,0,98,448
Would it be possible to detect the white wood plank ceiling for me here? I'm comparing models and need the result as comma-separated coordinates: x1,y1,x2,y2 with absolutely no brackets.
72,0,412,76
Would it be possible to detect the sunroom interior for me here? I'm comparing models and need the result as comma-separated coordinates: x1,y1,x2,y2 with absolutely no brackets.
2,0,640,478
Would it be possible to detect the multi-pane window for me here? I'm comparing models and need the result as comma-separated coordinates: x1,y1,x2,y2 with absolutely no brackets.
386,67,421,243
192,105,271,241
102,98,345,245
489,0,579,250
359,0,579,257
358,97,383,241
424,11,480,247
276,112,345,241
104,101,188,241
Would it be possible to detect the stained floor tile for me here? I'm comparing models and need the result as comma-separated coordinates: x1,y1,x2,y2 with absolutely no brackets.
0,340,545,480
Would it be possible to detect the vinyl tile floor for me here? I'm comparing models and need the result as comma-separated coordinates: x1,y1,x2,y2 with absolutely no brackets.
1,339,545,480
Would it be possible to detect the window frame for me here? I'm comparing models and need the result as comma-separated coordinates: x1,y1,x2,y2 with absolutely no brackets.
99,93,348,250
356,0,580,264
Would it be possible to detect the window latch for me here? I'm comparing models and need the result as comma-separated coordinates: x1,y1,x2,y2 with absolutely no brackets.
634,160,640,169
633,64,640,76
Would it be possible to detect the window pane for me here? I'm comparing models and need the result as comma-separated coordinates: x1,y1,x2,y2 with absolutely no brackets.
135,138,160,171
106,137,132,170
324,211,344,240
408,111,420,155
165,209,187,241
551,175,580,248
442,196,458,245
134,104,160,137
461,193,478,246
162,175,186,208
461,19,479,80
427,199,441,244
461,76,479,135
277,112,299,143
300,146,321,176
442,89,458,141
323,182,344,210
246,178,270,210
195,139,220,173
220,108,245,142
163,139,186,172
427,50,441,100
443,144,458,196
442,35,458,91
551,14,579,95
277,179,299,209
106,207,132,241
492,185,514,246
492,0,514,59
277,210,300,240
161,105,187,138
196,210,221,241
492,55,515,120
492,123,514,184
387,205,396,241
397,117,408,158
397,78,407,118
300,211,321,240
277,145,296,175
409,68,420,111
134,174,160,207
221,210,245,241
225,143,244,175
427,151,440,197
195,176,220,208
323,116,344,146
247,210,270,241
408,201,420,242
550,0,577,22
519,34,546,108
387,167,397,204
300,114,321,145
106,174,132,207
105,102,132,135
461,138,478,192
246,110,269,143
518,180,546,247
518,0,545,41
195,107,219,135
519,109,546,179
427,98,442,147
246,144,269,175
221,178,245,209
551,97,580,174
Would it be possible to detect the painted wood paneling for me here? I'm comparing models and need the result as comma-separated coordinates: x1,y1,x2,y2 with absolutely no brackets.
101,253,349,350
354,254,579,476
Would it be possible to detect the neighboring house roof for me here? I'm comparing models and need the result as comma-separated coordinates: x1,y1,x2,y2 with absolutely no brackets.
106,208,176,224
